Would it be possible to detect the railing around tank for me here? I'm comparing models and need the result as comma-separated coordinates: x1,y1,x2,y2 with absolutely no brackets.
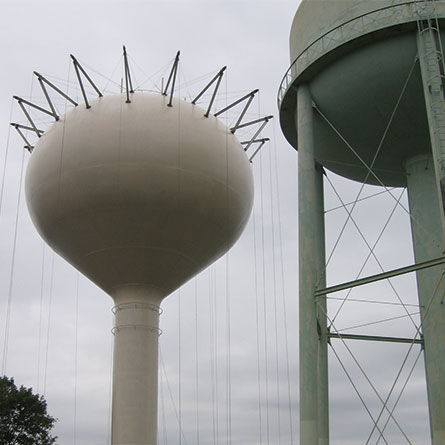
277,1,445,109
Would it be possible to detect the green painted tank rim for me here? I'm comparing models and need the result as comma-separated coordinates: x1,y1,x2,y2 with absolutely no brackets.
278,1,445,152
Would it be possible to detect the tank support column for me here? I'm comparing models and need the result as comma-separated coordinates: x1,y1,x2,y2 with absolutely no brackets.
406,156,445,445
315,159,329,445
297,84,329,445
111,287,163,445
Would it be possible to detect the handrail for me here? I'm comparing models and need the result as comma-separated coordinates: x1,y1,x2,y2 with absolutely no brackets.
277,1,441,109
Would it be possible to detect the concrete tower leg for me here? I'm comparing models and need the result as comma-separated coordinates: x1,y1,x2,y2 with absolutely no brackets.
110,286,163,445
406,155,445,445
315,162,329,445
297,84,328,445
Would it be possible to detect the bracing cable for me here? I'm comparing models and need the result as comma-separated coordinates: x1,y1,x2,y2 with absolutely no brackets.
213,266,221,444
370,269,445,443
194,277,200,445
225,253,232,445
325,188,397,214
326,296,420,308
208,267,217,445
223,73,232,445
0,100,14,218
325,178,419,330
43,251,56,396
329,342,389,444
107,323,113,445
268,123,282,442
366,341,421,444
374,349,423,444
259,148,271,444
74,272,80,445
178,289,182,445
37,242,46,393
253,189,264,445
336,312,421,334
314,55,428,290
1,90,29,376
318,301,412,442
160,349,189,445
159,357,168,445
1,146,26,376
82,56,123,94
272,119,295,443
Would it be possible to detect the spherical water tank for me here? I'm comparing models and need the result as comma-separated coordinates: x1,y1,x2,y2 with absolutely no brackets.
25,92,254,302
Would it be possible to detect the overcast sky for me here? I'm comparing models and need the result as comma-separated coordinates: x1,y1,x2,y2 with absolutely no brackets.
0,1,432,444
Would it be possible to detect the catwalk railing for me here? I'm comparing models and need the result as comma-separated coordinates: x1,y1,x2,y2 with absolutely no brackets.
277,0,445,109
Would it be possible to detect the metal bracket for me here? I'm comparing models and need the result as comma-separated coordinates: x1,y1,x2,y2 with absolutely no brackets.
10,122,43,136
123,46,134,103
328,332,424,346
10,123,35,152
232,114,273,136
240,137,269,162
71,54,103,109
33,71,79,112
214,89,259,130
192,66,226,117
13,96,52,136
162,51,180,107
234,115,273,160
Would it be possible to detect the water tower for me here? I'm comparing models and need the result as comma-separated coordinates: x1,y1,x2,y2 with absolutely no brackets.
278,0,445,443
13,49,270,444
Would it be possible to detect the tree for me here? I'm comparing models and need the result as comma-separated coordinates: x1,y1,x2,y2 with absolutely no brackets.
0,376,57,444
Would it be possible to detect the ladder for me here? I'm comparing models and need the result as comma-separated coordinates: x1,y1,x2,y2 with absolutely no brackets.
416,0,445,237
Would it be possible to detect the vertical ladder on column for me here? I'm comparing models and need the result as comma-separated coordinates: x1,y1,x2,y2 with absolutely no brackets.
416,0,445,238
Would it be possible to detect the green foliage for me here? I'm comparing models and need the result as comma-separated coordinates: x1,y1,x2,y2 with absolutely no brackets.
0,376,57,444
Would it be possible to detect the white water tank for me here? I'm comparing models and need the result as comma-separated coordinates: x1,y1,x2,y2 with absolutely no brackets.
25,91,254,444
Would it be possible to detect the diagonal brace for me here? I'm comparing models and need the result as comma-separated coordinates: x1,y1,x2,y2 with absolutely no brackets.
33,71,78,108
192,66,226,117
162,51,180,107
10,122,43,136
123,45,134,103
14,97,48,136
328,332,424,345
11,124,34,152
315,256,445,297
246,138,269,163
71,54,103,109
214,89,259,120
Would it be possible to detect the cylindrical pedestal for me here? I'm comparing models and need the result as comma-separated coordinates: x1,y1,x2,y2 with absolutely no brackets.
406,155,445,444
297,84,328,445
110,286,163,445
